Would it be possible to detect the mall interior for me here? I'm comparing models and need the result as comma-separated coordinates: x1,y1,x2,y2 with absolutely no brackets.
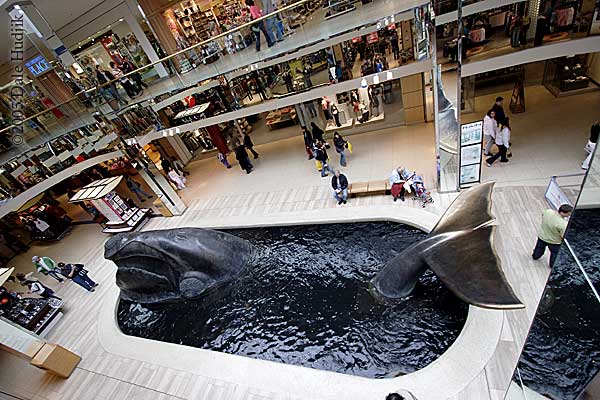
0,0,598,398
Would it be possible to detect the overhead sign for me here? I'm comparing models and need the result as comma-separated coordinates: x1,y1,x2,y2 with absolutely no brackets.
25,55,52,77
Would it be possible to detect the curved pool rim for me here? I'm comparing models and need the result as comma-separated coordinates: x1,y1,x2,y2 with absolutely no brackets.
98,207,505,400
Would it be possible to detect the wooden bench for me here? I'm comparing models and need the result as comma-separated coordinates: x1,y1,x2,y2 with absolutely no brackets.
348,180,390,198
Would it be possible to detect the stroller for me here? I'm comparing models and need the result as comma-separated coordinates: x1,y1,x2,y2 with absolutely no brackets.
400,169,434,208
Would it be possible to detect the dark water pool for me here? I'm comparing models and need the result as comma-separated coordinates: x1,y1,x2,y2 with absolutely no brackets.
519,209,600,399
117,222,468,378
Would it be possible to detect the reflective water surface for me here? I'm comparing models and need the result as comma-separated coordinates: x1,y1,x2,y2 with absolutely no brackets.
519,209,600,398
118,222,468,378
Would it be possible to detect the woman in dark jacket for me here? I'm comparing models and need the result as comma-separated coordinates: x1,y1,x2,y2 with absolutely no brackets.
333,132,348,167
303,128,314,159
235,145,253,174
315,141,334,177
311,122,324,142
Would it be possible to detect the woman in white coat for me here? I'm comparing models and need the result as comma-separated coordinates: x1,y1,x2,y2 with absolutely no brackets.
167,168,187,190
486,117,511,166
483,109,498,156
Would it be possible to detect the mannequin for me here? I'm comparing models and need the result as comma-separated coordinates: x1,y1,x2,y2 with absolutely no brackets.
321,97,332,120
331,104,341,127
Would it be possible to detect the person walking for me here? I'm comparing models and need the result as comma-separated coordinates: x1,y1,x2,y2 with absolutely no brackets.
311,122,324,143
57,263,98,292
389,166,407,202
491,96,506,124
217,152,232,168
483,109,498,156
532,204,573,266
303,128,314,159
243,133,259,159
331,170,348,205
125,176,152,202
333,132,348,167
110,61,138,98
27,281,61,300
582,121,599,170
246,0,274,51
32,256,64,283
235,144,254,174
95,64,126,106
168,168,187,189
486,118,511,166
315,141,334,177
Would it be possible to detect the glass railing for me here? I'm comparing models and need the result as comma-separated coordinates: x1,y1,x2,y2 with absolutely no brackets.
434,2,599,69
0,0,422,142
509,143,600,399
0,3,431,199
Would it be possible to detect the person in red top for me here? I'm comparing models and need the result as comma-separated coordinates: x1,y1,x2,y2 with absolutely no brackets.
245,0,274,51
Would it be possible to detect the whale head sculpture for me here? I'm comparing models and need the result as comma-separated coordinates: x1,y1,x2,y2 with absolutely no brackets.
371,181,525,310
105,228,253,304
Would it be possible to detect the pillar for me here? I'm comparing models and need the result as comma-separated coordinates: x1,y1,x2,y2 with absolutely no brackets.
124,0,169,78
401,73,426,125
138,165,187,216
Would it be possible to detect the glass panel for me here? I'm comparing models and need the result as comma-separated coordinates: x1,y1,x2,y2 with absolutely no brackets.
513,139,600,399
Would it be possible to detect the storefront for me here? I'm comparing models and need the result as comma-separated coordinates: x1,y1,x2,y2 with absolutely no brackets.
543,54,600,96
71,20,155,82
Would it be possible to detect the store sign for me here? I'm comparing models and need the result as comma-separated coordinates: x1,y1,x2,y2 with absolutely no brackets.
25,55,52,77
545,177,573,210
366,32,379,44
459,121,483,187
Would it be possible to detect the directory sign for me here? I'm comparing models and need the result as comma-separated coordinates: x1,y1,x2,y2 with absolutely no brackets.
459,121,483,187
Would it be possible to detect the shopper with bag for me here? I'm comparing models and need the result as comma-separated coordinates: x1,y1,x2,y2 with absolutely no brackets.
28,281,61,300
246,0,274,51
32,256,64,283
315,141,335,177
58,262,98,292
333,132,349,167
486,118,511,166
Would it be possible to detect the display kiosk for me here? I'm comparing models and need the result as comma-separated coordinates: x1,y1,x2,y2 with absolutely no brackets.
69,177,150,234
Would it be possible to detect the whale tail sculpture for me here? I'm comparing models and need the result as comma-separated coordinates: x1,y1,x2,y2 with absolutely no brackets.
371,182,525,310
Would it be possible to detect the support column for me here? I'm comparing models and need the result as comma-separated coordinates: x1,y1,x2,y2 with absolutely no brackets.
138,165,187,216
124,0,169,78
166,135,192,163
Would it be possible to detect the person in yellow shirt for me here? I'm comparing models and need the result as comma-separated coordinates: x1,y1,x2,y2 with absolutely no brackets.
532,204,573,266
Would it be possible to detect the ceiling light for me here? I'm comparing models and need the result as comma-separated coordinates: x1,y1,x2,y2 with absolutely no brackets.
373,74,380,85
360,78,367,88
386,70,393,80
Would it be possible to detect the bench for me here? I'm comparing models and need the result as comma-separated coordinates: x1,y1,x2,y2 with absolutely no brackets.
348,180,390,198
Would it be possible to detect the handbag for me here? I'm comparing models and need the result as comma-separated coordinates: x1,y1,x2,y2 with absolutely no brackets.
315,160,323,171
346,141,353,153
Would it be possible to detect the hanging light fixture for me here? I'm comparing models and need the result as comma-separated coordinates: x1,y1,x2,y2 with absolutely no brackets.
386,70,393,80
175,127,181,134
360,78,368,88
373,74,380,85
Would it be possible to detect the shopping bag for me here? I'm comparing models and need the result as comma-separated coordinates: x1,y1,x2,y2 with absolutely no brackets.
315,160,323,171
346,141,353,153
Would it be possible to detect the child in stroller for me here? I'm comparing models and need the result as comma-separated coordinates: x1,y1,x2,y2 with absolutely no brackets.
400,168,434,207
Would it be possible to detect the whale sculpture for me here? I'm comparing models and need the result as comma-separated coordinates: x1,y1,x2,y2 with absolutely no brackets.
371,182,525,310
105,228,254,304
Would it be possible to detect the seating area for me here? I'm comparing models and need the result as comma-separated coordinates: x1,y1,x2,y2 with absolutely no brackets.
347,180,390,197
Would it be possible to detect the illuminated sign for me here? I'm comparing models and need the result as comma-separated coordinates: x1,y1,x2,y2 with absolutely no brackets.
25,55,52,77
